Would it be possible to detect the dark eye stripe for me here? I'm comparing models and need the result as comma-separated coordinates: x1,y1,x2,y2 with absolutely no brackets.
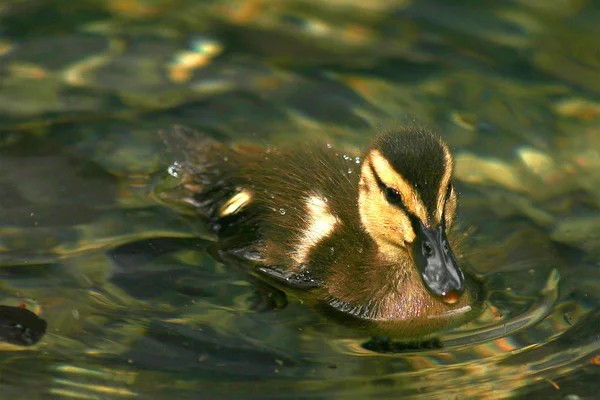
369,161,398,202
445,183,453,202
440,183,455,227
368,161,420,230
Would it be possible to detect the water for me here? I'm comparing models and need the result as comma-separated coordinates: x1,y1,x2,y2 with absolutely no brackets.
1,1,600,398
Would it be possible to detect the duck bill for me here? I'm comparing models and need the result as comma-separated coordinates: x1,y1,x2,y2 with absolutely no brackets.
411,221,465,298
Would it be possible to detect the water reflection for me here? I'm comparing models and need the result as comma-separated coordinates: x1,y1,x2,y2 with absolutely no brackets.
1,0,600,398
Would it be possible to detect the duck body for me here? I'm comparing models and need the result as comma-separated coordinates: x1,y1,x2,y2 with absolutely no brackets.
161,126,485,339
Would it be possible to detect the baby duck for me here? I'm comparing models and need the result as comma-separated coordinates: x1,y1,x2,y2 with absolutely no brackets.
160,126,485,340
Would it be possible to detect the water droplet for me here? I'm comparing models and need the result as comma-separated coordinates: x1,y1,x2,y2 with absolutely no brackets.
279,208,286,215
330,247,335,254
323,197,328,202
347,168,352,174
167,162,182,177
343,154,350,160
355,156,361,164
326,143,332,149
223,156,229,162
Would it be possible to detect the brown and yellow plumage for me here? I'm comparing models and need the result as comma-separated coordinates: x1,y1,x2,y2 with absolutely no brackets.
160,126,485,339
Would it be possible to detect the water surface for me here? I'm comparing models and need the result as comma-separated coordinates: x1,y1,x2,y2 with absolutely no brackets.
1,1,599,399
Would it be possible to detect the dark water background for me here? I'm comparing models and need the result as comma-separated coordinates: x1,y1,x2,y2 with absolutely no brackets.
1,0,600,399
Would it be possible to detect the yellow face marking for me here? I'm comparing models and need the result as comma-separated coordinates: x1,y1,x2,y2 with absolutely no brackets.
218,189,252,217
369,150,428,223
444,187,457,228
358,155,416,258
435,142,454,224
293,195,340,265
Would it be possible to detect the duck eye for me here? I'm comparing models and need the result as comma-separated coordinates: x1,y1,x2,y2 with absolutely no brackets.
385,187,402,204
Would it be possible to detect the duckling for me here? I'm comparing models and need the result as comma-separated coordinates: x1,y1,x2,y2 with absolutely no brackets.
159,126,486,340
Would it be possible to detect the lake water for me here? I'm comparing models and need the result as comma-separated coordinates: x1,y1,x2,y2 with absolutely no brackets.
1,1,599,399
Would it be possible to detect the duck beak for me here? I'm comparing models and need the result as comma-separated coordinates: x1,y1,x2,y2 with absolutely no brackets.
411,221,464,298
